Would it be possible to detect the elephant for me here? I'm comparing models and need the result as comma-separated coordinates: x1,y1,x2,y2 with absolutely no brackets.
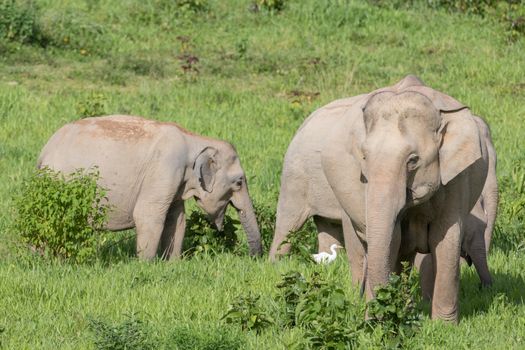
38,115,263,259
415,115,498,298
269,75,490,322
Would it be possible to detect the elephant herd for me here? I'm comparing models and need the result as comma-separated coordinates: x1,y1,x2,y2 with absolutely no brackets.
38,75,497,323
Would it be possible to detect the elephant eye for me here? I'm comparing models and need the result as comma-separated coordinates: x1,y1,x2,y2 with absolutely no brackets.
407,154,420,171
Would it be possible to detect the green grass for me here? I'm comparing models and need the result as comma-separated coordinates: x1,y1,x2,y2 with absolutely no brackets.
1,0,524,348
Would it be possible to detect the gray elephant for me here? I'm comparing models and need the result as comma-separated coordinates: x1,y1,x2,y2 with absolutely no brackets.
38,115,262,259
269,76,490,322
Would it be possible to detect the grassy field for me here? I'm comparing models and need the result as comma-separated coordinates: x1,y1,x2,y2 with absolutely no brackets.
1,0,525,348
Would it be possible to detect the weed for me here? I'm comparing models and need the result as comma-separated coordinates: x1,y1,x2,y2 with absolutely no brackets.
222,293,274,333
13,167,110,263
183,211,241,257
366,262,422,347
253,202,276,253
169,325,246,350
76,91,107,118
278,224,318,263
0,0,44,45
88,314,158,350
276,270,363,348
255,0,286,13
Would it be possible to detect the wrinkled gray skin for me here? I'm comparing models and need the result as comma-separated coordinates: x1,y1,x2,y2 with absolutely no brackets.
415,116,498,298
38,115,262,259
269,76,490,322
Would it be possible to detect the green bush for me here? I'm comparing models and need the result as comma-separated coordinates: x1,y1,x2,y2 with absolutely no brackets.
278,224,318,263
222,293,274,334
253,202,276,253
0,0,45,44
169,325,246,350
76,91,107,118
88,314,158,350
276,271,362,348
13,167,110,263
256,0,286,12
366,262,422,347
183,211,242,257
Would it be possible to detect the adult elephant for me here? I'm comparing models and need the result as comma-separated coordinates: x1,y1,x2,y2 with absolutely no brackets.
38,115,262,259
269,76,489,322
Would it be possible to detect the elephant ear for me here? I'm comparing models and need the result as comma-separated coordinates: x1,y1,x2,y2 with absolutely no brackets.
439,111,482,186
194,147,218,192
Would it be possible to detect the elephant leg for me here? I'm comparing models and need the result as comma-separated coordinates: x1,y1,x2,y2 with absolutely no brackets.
160,201,186,260
342,214,365,287
315,217,343,253
133,197,172,260
465,208,493,287
429,220,461,323
414,253,435,301
269,184,310,260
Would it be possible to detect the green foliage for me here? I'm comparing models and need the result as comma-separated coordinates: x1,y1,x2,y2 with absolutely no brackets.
367,262,422,347
0,0,44,44
276,271,363,348
256,0,286,12
253,202,276,253
169,325,246,350
279,224,318,263
13,167,109,263
88,314,158,350
183,211,242,257
222,293,274,334
76,91,107,118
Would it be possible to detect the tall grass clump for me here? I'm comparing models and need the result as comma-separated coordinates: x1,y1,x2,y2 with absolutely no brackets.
13,167,109,263
88,314,158,350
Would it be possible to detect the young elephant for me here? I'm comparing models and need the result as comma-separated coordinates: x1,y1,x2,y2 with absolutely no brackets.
269,75,491,322
38,115,262,259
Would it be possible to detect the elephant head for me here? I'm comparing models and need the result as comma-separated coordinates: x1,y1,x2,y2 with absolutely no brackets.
191,144,263,256
355,90,483,297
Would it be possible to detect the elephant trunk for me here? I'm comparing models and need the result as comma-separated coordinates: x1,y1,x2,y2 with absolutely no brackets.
231,186,263,256
365,176,406,300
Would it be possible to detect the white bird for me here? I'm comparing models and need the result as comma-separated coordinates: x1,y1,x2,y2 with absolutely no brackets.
312,244,343,264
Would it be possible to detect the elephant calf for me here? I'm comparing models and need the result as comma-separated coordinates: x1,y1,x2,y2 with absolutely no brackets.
38,115,262,259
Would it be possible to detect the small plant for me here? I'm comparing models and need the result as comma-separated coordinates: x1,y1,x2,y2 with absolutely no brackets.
176,0,208,13
276,271,363,348
76,92,107,118
255,0,286,12
0,0,45,45
253,202,276,253
222,293,274,333
183,211,241,257
88,314,157,350
13,167,109,263
366,261,422,347
169,325,246,350
278,225,318,263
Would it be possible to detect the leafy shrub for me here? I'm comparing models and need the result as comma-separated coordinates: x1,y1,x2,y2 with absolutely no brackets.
222,293,274,333
183,211,241,257
253,202,276,253
279,224,318,263
366,262,422,347
276,271,362,348
38,9,108,54
0,0,45,44
88,314,158,350
255,0,286,12
169,325,246,350
13,167,109,263
76,91,107,118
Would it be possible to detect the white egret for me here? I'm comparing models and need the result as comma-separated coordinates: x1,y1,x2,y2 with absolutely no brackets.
312,244,343,264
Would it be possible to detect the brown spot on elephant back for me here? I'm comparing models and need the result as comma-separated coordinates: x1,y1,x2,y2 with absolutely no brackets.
74,115,153,140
